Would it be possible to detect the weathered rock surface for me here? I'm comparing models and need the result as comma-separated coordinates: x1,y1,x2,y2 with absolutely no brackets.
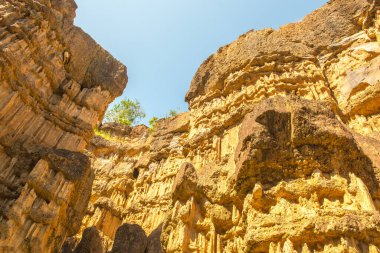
77,117,187,251
71,227,103,253
1,0,377,252
163,97,380,252
0,0,127,252
75,0,380,252
110,223,147,253
146,224,163,253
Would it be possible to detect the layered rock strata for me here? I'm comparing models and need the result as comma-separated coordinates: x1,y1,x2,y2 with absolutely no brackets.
0,0,127,252
74,0,380,252
75,117,189,251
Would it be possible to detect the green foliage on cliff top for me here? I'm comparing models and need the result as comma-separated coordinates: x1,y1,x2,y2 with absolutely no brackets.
105,99,146,126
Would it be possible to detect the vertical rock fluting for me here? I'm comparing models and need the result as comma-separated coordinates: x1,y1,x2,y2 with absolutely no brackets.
0,0,127,252
75,116,190,251
76,0,380,252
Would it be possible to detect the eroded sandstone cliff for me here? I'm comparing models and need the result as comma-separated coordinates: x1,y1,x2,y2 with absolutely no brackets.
2,0,380,252
70,0,380,252
0,0,127,252
66,0,380,253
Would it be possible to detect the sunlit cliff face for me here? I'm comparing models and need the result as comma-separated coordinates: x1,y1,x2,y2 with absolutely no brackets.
0,0,127,252
74,1,380,252
0,0,380,252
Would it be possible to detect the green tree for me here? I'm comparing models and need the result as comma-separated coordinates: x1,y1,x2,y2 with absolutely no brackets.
149,116,159,130
105,99,145,126
167,109,179,117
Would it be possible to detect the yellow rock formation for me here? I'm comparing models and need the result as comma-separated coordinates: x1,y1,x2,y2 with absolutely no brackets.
0,0,127,252
1,0,380,252
71,1,380,252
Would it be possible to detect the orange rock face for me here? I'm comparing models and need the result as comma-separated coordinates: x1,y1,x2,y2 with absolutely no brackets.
0,0,127,252
2,0,380,253
75,0,380,252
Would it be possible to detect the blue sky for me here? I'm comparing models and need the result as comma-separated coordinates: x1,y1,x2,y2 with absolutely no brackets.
75,0,327,124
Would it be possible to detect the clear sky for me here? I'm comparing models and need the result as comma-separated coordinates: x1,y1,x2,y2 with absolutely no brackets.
74,0,328,124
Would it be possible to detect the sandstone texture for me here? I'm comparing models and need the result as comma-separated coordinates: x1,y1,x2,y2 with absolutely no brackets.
0,0,127,252
72,0,380,252
2,0,380,252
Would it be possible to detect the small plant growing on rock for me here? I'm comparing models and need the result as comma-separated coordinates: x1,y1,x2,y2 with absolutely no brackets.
94,128,112,140
149,116,159,132
167,109,180,118
105,98,146,126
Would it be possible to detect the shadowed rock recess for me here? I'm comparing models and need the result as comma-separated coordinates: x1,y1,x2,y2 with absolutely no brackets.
1,0,380,252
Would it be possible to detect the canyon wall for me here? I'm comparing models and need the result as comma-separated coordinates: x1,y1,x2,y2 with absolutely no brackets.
0,0,127,252
73,0,380,252
1,0,379,252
